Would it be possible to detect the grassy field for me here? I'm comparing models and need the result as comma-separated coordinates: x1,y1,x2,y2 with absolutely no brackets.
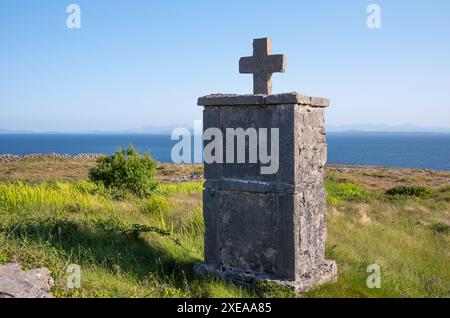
0,158,449,298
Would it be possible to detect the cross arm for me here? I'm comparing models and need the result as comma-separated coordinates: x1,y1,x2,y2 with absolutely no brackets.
268,54,287,73
239,56,256,74
239,55,287,74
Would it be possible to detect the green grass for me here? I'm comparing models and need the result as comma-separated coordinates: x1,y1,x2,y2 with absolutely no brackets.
0,166,449,298
156,182,203,195
0,180,111,212
0,179,252,297
325,180,372,205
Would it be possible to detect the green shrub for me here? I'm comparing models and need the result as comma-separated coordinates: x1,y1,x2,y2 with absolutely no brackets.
325,181,371,204
89,145,158,198
385,186,432,197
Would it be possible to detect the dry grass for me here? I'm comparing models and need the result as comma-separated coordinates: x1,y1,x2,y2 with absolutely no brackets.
3,159,448,191
0,159,204,183
326,165,450,193
0,159,97,182
156,163,204,182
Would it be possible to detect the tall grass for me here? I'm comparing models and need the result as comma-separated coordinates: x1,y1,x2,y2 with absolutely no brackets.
1,174,449,298
157,182,203,196
0,181,111,212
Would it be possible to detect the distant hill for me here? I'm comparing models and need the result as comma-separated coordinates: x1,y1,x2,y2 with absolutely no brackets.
0,124,196,135
1,124,450,134
0,128,35,134
326,124,450,133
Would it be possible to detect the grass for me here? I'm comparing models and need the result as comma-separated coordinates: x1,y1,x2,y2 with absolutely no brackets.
325,180,371,205
156,182,204,196
0,160,449,298
385,185,433,197
0,158,97,182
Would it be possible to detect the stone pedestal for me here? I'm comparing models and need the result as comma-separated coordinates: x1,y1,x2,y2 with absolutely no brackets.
195,92,337,292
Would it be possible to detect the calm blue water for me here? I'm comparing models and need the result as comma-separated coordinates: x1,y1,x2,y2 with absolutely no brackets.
327,133,450,171
0,133,449,171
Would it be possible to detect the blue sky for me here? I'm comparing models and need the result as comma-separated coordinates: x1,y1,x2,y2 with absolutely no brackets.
0,0,449,131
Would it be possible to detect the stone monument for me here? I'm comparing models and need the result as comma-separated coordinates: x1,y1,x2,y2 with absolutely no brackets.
195,38,337,292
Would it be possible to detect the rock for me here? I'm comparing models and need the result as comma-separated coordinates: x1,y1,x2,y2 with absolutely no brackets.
0,263,54,298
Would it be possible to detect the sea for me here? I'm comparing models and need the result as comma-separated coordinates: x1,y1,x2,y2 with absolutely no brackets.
0,132,450,171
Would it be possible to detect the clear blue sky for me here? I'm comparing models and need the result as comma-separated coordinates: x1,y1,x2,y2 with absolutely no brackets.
1,0,449,131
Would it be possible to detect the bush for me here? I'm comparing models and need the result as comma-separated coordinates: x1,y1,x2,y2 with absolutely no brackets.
325,181,371,204
385,186,432,197
89,146,158,198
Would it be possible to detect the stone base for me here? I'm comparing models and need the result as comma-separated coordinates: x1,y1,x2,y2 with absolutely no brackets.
194,260,337,293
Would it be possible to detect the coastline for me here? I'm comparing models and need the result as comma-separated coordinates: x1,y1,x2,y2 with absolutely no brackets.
1,133,449,171
1,153,450,173
1,154,449,188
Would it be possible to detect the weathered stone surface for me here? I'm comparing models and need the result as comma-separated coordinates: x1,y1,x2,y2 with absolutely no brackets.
197,97,337,292
0,263,54,298
198,92,330,107
198,94,265,106
239,38,286,95
195,260,337,293
203,104,294,185
311,97,330,107
197,37,336,293
264,92,311,105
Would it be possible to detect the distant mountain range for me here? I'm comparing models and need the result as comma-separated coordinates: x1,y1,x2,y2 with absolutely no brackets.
0,128,35,134
1,124,450,134
0,125,183,135
326,124,450,133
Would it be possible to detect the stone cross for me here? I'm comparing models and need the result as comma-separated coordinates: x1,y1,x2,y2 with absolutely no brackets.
195,38,337,293
239,38,286,95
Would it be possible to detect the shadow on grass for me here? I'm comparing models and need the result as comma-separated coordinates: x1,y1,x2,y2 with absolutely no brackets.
1,217,200,288
2,217,297,297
